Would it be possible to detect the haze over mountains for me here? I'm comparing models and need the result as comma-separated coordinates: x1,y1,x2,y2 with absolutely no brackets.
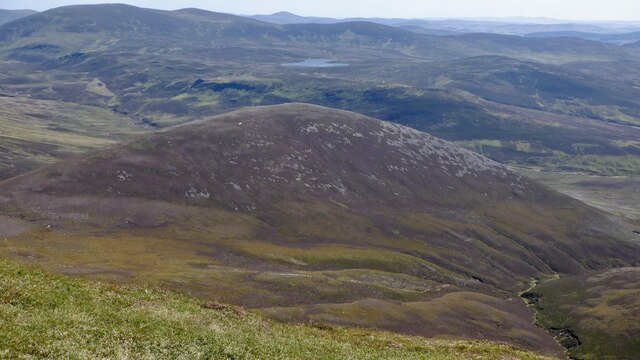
3,7,640,43
248,11,640,43
0,9,37,26
0,4,639,359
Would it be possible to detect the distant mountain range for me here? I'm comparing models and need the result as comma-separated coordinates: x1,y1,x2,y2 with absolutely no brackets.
2,7,639,42
526,30,640,45
0,3,638,180
247,11,640,43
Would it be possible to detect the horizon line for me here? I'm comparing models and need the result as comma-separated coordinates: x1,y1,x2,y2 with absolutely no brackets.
2,5,640,23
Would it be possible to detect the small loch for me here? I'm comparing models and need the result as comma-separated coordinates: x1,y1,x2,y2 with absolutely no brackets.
283,59,349,68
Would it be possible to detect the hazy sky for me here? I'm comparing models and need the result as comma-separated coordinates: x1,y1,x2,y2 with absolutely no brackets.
1,0,640,21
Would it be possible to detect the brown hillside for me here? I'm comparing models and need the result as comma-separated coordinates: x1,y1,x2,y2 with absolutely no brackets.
0,103,637,355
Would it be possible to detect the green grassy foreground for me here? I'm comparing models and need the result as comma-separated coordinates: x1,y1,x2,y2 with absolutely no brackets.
0,259,553,359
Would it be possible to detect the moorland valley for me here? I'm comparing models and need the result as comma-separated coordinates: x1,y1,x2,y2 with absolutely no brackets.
0,4,639,359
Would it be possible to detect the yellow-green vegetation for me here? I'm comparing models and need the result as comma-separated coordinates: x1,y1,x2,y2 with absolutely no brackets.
0,259,553,359
0,225,480,307
527,268,640,360
263,291,560,355
0,96,142,146
559,155,640,176
0,95,147,179
612,140,640,149
551,100,640,127
514,153,640,176
224,239,454,277
0,215,563,353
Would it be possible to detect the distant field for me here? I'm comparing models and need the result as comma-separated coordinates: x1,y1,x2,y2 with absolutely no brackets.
517,167,640,223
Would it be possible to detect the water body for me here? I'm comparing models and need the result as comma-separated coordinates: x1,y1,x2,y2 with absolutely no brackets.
283,59,349,68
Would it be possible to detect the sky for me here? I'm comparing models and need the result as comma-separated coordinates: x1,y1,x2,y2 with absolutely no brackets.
1,0,640,22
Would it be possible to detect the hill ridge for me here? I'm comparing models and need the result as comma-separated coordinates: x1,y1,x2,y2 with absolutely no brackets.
0,104,636,355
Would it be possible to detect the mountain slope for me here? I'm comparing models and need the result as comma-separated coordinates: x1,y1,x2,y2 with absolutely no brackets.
626,40,640,47
0,4,634,63
446,32,633,62
0,4,280,57
2,104,635,273
527,267,640,359
526,31,640,45
0,4,428,57
0,259,552,360
385,56,640,126
248,11,337,24
0,104,637,354
0,95,149,180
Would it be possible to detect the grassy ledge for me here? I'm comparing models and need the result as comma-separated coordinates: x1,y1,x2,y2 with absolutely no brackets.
0,259,553,359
